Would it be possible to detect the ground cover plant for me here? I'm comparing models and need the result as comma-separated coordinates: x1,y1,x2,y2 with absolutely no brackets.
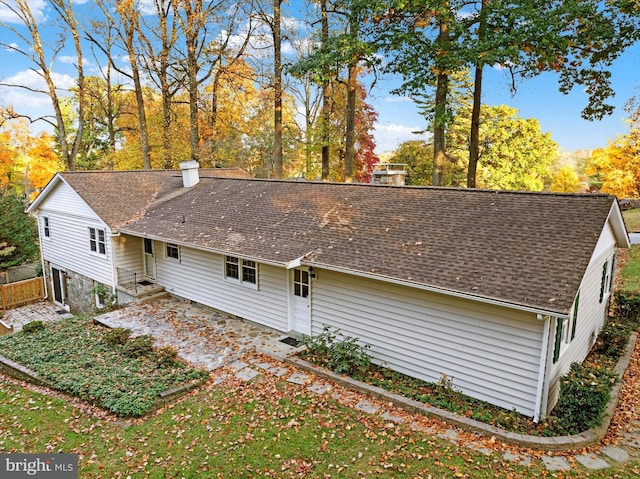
0,317,207,416
299,314,633,437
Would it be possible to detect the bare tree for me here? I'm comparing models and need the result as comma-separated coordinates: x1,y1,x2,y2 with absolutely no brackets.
0,0,86,171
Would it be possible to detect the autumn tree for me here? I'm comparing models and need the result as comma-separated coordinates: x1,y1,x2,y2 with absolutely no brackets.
471,105,557,191
587,99,640,198
550,166,581,193
0,0,86,171
388,140,433,186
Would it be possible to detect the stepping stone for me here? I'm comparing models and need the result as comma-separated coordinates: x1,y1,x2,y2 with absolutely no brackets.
503,452,532,466
574,454,609,470
436,429,459,442
286,372,310,385
467,445,492,455
236,368,260,382
355,400,380,414
380,411,405,424
621,432,640,449
541,456,571,471
212,375,228,385
307,383,332,395
254,362,273,370
228,360,248,371
267,366,288,377
600,445,630,463
409,421,436,435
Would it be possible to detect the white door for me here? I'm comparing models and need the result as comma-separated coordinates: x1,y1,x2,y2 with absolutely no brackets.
292,268,311,335
143,238,156,280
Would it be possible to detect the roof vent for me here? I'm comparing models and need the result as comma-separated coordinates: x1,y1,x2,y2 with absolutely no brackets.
180,160,200,187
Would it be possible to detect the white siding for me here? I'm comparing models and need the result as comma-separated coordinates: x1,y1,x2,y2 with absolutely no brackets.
113,235,143,275
154,245,289,332
311,270,544,417
37,181,113,285
546,221,617,411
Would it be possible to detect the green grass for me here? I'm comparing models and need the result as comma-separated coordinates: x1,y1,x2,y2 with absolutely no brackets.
620,245,640,292
0,317,207,416
623,208,640,232
3,377,638,478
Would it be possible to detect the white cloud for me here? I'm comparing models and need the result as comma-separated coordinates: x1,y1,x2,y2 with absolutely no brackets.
373,122,427,153
58,55,93,67
2,68,76,93
4,42,19,51
384,96,413,103
0,0,48,24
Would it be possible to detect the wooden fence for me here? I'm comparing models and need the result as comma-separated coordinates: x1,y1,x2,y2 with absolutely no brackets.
0,277,45,311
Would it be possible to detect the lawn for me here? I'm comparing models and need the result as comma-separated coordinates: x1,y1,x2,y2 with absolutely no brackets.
623,208,640,232
620,245,640,292
2,373,639,478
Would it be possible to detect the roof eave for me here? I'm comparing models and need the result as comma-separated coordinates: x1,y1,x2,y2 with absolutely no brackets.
609,199,631,248
302,260,570,319
26,173,65,213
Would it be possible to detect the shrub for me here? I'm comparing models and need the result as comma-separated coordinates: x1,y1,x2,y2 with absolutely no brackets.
103,327,131,346
22,320,45,333
552,362,618,433
593,320,633,361
155,345,179,367
613,291,640,323
122,335,154,358
91,283,117,311
300,326,371,375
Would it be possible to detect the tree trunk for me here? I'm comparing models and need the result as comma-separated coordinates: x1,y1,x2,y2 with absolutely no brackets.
273,0,283,179
344,62,357,183
467,63,483,188
467,0,488,188
432,20,450,186
320,0,330,182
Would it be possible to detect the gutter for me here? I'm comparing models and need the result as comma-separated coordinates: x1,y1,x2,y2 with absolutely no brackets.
302,260,570,319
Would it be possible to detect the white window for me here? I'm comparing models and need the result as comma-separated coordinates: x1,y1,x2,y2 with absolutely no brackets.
224,256,257,287
43,216,50,238
166,243,180,261
89,227,106,255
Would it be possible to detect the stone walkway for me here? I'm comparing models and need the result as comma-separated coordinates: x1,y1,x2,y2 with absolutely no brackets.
2,298,640,474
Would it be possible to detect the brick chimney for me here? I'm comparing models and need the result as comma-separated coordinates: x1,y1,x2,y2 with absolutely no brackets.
180,161,200,187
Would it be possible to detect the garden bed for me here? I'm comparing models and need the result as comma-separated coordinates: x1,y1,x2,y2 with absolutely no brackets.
0,317,208,416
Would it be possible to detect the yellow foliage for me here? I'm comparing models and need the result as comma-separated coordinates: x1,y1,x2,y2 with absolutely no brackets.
550,165,581,193
588,136,640,198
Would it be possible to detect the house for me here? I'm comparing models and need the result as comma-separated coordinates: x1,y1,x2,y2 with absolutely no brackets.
26,162,630,421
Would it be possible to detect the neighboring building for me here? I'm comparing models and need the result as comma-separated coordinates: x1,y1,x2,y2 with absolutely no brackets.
27,162,629,421
370,163,407,186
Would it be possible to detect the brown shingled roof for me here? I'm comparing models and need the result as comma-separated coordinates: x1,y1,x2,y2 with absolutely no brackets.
119,178,619,315
58,168,252,228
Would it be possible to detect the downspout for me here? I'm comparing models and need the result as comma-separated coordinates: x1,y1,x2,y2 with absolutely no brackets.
110,230,120,296
35,213,48,300
533,315,551,423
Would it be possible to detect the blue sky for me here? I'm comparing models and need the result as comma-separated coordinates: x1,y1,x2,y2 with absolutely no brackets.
1,0,639,155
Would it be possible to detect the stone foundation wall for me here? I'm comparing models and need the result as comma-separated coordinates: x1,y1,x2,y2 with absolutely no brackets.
45,262,99,315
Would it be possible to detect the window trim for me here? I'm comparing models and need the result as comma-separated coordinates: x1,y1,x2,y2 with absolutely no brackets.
43,216,50,238
165,242,180,261
88,227,107,256
224,255,258,288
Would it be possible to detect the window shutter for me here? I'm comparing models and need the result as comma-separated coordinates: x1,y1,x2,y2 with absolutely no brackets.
570,292,580,340
553,317,563,363
599,262,607,303
608,254,616,291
